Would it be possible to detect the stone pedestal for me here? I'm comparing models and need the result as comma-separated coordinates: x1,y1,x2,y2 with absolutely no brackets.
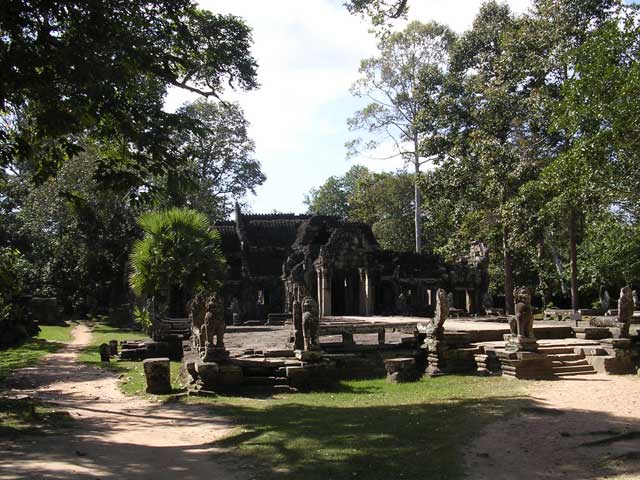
195,361,243,389
202,346,230,363
384,357,419,383
497,350,554,380
295,349,323,362
143,357,171,394
504,335,539,353
99,343,110,362
424,338,447,377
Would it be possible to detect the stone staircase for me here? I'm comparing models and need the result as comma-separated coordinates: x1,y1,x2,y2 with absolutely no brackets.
537,344,597,377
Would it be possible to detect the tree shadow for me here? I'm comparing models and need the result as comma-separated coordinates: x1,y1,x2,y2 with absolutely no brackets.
1,390,640,479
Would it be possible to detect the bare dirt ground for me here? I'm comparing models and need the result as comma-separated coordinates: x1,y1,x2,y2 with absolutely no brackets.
0,324,251,480
466,374,640,480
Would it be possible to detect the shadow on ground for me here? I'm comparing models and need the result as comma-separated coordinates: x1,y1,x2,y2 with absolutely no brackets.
1,384,640,479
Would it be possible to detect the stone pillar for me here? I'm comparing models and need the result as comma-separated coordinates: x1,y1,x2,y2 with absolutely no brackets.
365,270,375,316
466,289,473,314
359,269,367,316
316,269,323,317
143,357,171,394
321,267,332,317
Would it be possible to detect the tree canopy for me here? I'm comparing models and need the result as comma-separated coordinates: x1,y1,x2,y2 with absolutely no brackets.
0,0,258,188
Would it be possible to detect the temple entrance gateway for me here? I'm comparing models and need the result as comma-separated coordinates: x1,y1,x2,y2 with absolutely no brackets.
331,269,361,316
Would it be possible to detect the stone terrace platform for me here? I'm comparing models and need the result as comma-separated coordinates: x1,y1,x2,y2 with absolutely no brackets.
223,316,575,355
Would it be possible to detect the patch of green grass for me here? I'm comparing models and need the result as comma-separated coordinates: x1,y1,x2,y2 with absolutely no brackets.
0,322,74,384
189,377,526,480
79,322,183,395
37,323,75,343
0,398,73,438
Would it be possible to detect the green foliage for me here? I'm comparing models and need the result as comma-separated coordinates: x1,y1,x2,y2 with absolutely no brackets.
129,208,226,299
351,171,417,251
0,0,258,188
344,0,409,28
157,99,265,221
14,149,139,312
132,305,152,335
578,211,640,292
304,165,371,219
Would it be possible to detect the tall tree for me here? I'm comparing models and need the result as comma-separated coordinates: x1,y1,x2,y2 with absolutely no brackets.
158,99,265,221
449,2,543,313
0,0,258,188
521,0,620,312
347,20,455,253
304,165,371,219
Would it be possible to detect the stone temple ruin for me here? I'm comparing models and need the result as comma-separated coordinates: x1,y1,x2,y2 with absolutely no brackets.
216,205,490,323
129,206,640,393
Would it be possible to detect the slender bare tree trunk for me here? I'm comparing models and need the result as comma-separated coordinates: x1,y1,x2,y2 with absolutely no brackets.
503,226,514,315
569,208,579,312
414,156,422,253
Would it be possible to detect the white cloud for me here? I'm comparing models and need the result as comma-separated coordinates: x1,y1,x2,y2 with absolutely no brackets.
165,0,534,214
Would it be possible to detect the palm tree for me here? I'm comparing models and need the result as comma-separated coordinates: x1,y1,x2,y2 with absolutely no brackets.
129,208,226,315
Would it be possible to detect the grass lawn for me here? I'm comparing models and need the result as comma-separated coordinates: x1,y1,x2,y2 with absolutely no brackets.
0,397,73,438
187,376,526,480
79,322,183,395
77,322,529,479
0,322,76,437
0,323,74,384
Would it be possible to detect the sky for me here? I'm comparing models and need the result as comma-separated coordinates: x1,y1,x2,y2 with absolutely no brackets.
165,0,533,215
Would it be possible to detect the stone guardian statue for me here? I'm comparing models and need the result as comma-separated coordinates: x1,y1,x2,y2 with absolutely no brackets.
302,296,320,350
506,287,537,352
618,286,634,338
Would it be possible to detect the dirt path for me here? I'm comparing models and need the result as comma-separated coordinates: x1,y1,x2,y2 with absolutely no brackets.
466,374,640,480
0,324,252,480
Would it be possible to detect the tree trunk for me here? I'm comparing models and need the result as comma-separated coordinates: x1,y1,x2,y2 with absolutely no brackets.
537,237,549,308
569,208,579,312
414,158,422,254
549,241,567,295
503,227,514,315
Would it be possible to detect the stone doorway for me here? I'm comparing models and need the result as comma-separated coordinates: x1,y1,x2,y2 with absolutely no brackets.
332,269,361,316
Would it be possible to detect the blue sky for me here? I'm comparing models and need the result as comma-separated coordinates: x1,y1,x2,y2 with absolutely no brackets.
165,0,531,214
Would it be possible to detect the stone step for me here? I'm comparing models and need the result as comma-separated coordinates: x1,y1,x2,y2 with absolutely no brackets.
551,359,590,367
552,364,596,374
537,346,576,354
548,353,583,362
554,370,598,377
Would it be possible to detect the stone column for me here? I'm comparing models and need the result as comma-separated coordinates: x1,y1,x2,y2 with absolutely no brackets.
359,269,367,316
365,269,375,316
466,289,473,314
316,270,323,317
322,268,332,317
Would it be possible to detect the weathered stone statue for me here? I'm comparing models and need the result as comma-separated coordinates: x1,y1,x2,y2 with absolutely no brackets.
633,290,640,311
204,296,225,348
397,292,408,316
482,291,493,313
429,288,449,339
189,292,208,355
447,292,455,309
230,297,241,325
301,296,320,350
506,287,537,352
292,298,304,350
600,287,611,312
618,286,634,338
